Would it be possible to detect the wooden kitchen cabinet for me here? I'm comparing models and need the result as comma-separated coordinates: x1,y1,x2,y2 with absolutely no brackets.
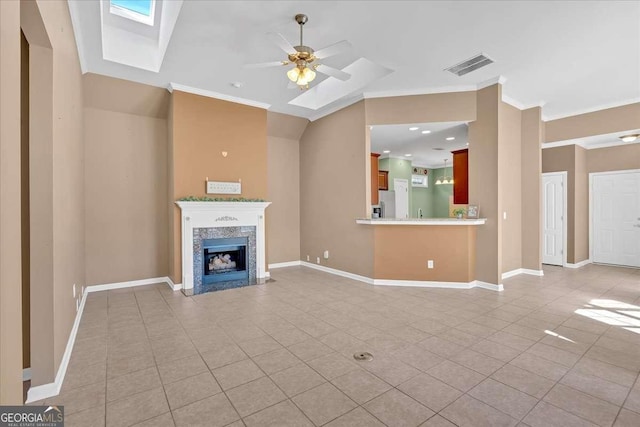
371,153,380,205
452,149,468,204
378,170,389,190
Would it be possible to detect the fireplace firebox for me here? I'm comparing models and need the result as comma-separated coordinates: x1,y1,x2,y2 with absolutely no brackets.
202,237,248,284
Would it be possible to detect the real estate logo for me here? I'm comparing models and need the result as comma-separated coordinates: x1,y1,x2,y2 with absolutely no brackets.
0,405,64,427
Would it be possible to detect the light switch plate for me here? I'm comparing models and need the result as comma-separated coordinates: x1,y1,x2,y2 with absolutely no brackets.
206,181,241,195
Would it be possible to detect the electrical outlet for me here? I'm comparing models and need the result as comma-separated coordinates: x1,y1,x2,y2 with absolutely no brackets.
73,284,76,298
427,260,434,269
306,255,310,261
323,250,329,259
316,257,320,264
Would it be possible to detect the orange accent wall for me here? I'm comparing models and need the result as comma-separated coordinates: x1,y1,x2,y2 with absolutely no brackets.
373,225,476,283
169,91,268,283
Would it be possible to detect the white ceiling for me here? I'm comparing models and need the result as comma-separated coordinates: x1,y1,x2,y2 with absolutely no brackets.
69,1,640,121
371,122,468,168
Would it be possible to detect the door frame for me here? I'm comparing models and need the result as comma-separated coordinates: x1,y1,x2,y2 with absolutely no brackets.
541,171,568,267
589,169,640,266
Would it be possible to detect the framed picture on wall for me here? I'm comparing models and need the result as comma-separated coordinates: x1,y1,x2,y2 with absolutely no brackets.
467,205,479,219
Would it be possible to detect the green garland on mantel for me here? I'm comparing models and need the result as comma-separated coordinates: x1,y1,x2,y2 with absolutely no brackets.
178,196,266,202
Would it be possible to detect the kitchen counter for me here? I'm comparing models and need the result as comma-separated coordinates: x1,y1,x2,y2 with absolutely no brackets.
356,218,486,226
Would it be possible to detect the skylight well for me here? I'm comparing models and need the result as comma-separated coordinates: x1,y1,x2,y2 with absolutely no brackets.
110,0,155,26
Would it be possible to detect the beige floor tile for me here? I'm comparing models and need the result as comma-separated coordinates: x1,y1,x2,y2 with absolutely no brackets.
238,335,283,357
106,387,169,427
418,336,465,358
157,355,209,385
419,414,457,427
525,342,582,368
471,339,522,362
393,345,444,372
614,409,640,427
106,366,161,402
252,348,301,374
287,338,334,361
47,382,106,416
62,360,107,392
586,345,640,372
487,331,536,352
510,353,569,381
212,359,265,390
560,370,630,405
438,328,482,347
398,373,462,412
270,363,326,397
427,360,486,392
307,352,359,380
364,389,434,427
572,357,638,388
440,395,518,427
325,407,385,427
269,327,313,347
131,412,175,427
171,394,239,427
469,378,539,420
243,400,313,427
387,325,432,343
544,383,620,426
292,382,357,425
164,371,222,410
226,376,286,417
360,355,422,386
623,388,640,413
107,352,156,379
450,348,505,375
64,403,106,427
200,344,247,370
523,401,598,427
331,369,392,404
491,364,555,399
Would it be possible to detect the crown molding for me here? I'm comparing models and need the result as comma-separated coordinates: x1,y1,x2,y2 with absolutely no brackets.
477,75,507,90
168,83,271,110
502,95,545,111
542,97,640,122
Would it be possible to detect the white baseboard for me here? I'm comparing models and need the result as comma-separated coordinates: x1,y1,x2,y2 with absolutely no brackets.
299,262,503,292
23,368,32,381
26,289,88,403
566,259,591,269
501,268,545,279
26,275,179,403
268,260,302,269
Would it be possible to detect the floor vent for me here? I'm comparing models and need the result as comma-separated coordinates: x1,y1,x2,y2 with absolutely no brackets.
445,53,494,76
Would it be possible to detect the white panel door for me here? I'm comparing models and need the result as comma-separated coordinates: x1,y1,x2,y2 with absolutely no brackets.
542,173,565,266
592,171,640,267
394,179,409,219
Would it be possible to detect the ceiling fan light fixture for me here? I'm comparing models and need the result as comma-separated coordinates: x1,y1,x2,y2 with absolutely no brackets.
620,134,639,143
287,67,301,82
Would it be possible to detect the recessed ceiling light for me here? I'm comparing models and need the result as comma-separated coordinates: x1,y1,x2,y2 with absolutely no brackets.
409,127,419,131
405,154,412,157
446,137,455,141
620,134,639,143
230,82,243,88
421,130,431,134
383,150,390,154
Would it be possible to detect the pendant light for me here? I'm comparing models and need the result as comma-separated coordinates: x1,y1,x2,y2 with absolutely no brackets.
435,159,454,185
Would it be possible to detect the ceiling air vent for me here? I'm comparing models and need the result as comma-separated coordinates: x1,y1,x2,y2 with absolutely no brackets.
432,148,445,151
445,53,494,76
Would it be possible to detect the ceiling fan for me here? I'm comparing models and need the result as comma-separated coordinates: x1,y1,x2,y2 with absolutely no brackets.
246,14,352,89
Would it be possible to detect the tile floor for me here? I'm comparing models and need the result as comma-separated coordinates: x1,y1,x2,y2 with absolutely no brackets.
32,264,640,427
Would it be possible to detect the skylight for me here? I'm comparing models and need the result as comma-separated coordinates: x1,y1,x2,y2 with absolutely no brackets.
110,0,155,26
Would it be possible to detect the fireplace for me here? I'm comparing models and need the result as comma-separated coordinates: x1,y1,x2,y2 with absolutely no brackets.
202,237,248,284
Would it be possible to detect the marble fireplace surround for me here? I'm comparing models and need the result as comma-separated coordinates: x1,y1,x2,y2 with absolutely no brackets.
175,201,271,291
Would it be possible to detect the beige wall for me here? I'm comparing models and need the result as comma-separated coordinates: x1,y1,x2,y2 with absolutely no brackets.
83,74,169,285
500,102,523,273
300,102,374,277
169,91,268,283
266,112,307,265
574,146,588,263
0,0,24,404
373,226,476,282
84,107,169,284
587,144,640,173
468,85,502,284
521,107,543,270
545,103,640,143
365,91,477,124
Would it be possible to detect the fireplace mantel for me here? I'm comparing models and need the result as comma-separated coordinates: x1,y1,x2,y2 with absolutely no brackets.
175,201,271,291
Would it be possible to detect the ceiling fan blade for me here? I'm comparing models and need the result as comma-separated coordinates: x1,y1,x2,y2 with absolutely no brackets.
268,32,297,55
244,61,288,69
315,64,351,81
314,40,352,59
287,81,300,89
